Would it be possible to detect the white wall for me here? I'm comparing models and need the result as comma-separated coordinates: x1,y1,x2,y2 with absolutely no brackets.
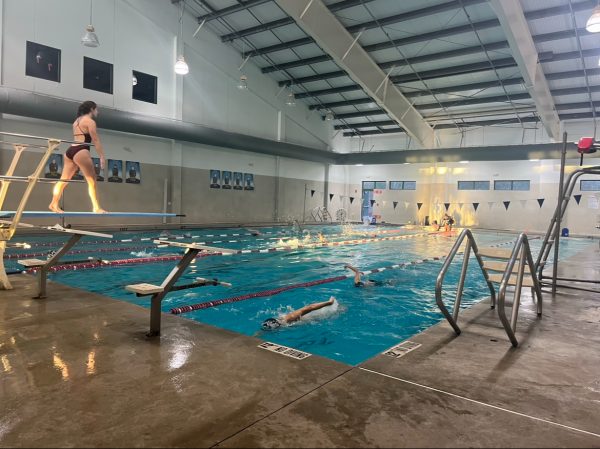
0,0,329,150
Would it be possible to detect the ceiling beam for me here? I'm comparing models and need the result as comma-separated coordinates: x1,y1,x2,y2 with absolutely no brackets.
275,0,435,148
280,57,517,86
197,0,271,22
489,0,560,140
219,0,378,42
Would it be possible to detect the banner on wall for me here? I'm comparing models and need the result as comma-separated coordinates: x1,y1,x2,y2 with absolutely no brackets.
574,194,582,205
393,201,398,210
473,202,479,211
107,160,123,183
444,203,450,211
210,169,221,189
125,161,141,184
329,193,334,201
349,197,355,204
92,157,104,182
44,154,63,179
311,189,316,197
244,173,255,191
417,202,423,210
233,172,243,190
503,201,510,210
370,199,376,207
222,171,232,189
537,198,545,208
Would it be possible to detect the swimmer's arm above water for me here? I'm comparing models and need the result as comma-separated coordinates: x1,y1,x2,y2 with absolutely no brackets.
284,297,336,323
344,264,362,284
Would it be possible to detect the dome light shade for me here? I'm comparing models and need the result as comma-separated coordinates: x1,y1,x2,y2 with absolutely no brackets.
586,6,600,32
174,56,189,75
81,25,100,47
237,74,248,90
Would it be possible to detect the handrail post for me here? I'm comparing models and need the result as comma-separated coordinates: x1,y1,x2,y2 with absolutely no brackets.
453,239,471,322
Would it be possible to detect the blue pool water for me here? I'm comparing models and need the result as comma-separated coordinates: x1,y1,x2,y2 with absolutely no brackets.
5,225,590,365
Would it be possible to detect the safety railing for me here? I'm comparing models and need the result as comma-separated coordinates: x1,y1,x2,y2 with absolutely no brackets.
497,233,543,347
435,229,496,335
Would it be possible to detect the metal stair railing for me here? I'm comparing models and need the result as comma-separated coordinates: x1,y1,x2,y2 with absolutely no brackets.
536,165,600,279
435,229,496,336
497,233,543,347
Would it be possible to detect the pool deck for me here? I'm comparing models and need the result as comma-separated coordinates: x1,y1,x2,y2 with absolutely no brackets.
1,246,599,447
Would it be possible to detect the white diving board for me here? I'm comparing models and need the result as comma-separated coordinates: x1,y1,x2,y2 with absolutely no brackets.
152,240,235,254
0,211,181,218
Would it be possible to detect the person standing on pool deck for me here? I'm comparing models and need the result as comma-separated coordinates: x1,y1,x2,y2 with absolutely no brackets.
261,297,336,330
49,101,106,214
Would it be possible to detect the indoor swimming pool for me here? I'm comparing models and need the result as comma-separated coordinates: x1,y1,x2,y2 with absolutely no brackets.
4,225,591,365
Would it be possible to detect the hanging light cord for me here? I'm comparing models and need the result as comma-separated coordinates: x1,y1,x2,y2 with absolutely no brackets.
179,0,185,55
89,0,93,25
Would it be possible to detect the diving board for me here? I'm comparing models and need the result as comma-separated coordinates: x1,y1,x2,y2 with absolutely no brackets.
0,211,181,218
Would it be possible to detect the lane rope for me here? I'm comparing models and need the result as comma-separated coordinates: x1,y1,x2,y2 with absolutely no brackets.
170,255,445,314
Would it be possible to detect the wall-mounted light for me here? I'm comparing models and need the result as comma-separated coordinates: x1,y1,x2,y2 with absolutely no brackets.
81,0,100,47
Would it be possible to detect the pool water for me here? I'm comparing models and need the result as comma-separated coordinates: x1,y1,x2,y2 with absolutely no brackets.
5,225,590,365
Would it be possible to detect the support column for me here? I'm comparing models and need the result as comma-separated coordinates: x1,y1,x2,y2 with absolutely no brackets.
323,163,330,211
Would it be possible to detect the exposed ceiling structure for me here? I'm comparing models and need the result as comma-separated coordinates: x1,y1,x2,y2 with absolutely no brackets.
185,0,600,143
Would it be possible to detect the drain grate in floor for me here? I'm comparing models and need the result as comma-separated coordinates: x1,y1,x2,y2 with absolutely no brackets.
383,340,422,359
258,342,312,360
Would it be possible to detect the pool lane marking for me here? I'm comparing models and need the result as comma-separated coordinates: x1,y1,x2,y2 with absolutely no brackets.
170,254,446,314
358,367,600,440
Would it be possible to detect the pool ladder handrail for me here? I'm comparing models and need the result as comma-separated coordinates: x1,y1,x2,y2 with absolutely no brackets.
497,233,543,347
436,229,543,347
435,229,496,336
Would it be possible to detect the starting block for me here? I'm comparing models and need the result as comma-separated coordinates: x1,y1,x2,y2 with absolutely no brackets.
15,225,112,298
152,240,235,255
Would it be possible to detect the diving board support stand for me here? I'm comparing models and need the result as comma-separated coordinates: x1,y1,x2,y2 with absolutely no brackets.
18,226,113,299
126,241,234,337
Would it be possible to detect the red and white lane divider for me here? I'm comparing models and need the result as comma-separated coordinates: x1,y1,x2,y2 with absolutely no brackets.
25,232,434,274
4,245,156,260
170,254,445,315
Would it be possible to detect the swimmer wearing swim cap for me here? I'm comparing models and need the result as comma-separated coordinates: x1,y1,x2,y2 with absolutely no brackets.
261,297,335,331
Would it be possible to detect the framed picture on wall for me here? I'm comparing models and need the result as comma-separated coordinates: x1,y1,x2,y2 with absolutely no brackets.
210,170,221,189
125,161,141,184
233,172,243,190
92,157,104,182
44,154,63,179
222,171,232,189
26,41,61,83
107,160,123,183
244,173,255,191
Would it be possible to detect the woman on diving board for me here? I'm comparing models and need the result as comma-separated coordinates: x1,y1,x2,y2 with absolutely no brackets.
49,101,107,213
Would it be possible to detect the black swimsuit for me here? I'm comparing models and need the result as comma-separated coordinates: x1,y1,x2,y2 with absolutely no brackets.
66,120,91,160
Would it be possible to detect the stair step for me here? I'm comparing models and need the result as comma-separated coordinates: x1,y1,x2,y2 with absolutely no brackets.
478,248,515,259
488,273,535,287
483,261,522,272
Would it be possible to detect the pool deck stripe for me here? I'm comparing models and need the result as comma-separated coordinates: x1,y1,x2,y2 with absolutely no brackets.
358,367,600,440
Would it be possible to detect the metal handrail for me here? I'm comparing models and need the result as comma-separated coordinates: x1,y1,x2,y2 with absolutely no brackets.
536,166,600,278
497,233,543,347
435,229,496,335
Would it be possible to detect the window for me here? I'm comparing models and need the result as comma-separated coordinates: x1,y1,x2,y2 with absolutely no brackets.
132,70,158,104
374,181,387,189
458,181,490,190
494,180,530,191
83,57,113,94
390,181,417,190
362,181,375,190
26,41,61,82
581,180,600,191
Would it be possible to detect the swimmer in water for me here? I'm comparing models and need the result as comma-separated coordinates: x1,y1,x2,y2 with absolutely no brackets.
261,297,336,330
344,264,384,287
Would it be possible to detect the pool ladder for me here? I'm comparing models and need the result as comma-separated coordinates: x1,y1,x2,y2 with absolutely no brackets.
436,229,543,347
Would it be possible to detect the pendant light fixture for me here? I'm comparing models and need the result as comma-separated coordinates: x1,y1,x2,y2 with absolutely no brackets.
81,0,100,47
324,110,334,121
285,82,296,107
237,75,248,90
174,0,189,75
237,43,249,90
587,3,600,32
